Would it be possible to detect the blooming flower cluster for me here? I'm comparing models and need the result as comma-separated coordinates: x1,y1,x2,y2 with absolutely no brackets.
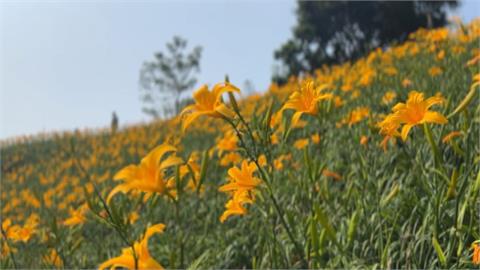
1,18,479,269
378,91,447,143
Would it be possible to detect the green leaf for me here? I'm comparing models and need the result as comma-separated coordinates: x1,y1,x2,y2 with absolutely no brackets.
432,235,447,267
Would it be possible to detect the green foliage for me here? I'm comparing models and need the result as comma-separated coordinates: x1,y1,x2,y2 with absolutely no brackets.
1,24,479,269
273,0,457,83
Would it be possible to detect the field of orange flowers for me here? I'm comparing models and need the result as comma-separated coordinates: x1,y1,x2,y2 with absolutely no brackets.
1,19,479,269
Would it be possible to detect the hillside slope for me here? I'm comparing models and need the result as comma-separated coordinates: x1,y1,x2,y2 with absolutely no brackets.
1,20,479,268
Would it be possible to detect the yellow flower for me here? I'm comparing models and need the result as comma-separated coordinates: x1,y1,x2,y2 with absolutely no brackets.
128,211,140,225
180,83,240,131
471,240,480,265
99,223,166,270
3,215,39,243
216,131,238,155
2,218,14,239
219,160,261,194
311,134,321,144
382,91,397,105
44,249,63,268
402,78,413,88
293,138,309,150
359,68,376,86
350,90,361,100
392,91,447,141
63,203,88,227
428,66,443,77
274,157,284,170
292,119,308,129
378,114,400,137
282,79,332,125
437,50,445,60
428,28,449,42
218,160,261,222
360,136,369,146
338,107,370,127
377,114,401,151
383,66,398,76
258,154,267,167
219,152,242,167
473,240,480,265
270,133,279,145
348,107,369,126
219,191,251,223
107,144,184,204
333,96,344,108
269,110,283,129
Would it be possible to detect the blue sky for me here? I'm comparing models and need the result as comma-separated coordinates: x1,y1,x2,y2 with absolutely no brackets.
1,0,479,139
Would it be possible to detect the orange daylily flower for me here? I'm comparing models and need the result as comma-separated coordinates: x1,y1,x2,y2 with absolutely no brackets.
99,223,166,270
63,203,88,227
392,91,447,141
2,215,39,243
219,191,251,223
293,138,309,150
311,133,321,144
107,144,183,204
360,136,369,146
472,240,480,265
219,160,261,194
377,114,401,151
402,78,413,88
180,82,240,131
428,66,443,77
44,249,63,268
219,160,261,222
382,91,397,105
216,131,238,155
258,154,267,167
282,79,332,125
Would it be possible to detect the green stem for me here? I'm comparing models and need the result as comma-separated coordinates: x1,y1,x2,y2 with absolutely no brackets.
223,116,306,267
70,140,138,269
174,201,184,268
423,123,444,172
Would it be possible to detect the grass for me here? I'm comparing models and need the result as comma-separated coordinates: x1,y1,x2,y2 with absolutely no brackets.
1,21,479,269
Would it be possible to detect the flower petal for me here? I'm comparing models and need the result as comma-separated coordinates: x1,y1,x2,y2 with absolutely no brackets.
114,165,139,181
106,184,132,204
212,82,240,100
98,253,135,270
143,223,165,241
422,111,448,124
159,156,184,170
180,104,197,116
291,111,304,126
401,124,414,141
182,111,204,131
192,84,210,103
215,104,236,119
144,144,178,167
425,96,444,109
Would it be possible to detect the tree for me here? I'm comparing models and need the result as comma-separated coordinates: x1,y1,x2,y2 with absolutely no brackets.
273,1,458,84
140,36,202,118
